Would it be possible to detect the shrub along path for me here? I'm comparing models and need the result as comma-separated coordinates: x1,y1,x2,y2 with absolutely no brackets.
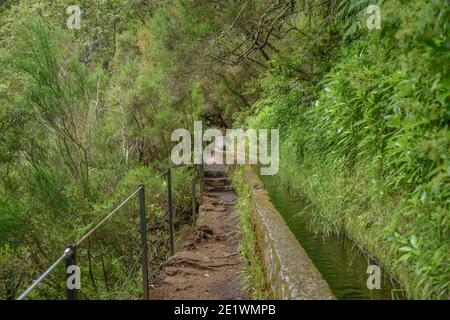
148,163,247,299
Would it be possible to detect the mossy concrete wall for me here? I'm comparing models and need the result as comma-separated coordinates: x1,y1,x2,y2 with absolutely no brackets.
244,166,335,300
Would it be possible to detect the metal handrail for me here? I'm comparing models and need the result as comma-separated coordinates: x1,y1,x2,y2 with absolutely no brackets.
16,185,145,300
75,187,142,246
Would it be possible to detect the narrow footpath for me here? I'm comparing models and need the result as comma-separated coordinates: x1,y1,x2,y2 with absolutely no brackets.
148,163,247,299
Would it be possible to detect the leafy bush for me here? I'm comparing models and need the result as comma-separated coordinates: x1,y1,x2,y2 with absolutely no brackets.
248,0,449,299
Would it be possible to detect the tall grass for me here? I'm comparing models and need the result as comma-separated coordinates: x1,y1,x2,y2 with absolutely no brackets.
230,167,270,300
245,0,449,299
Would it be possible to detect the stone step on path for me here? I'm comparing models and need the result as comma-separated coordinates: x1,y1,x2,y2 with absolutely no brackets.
205,169,226,178
204,177,228,187
148,164,247,300
205,185,234,192
204,176,233,192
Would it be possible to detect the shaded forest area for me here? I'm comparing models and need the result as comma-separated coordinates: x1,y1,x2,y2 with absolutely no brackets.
0,0,448,299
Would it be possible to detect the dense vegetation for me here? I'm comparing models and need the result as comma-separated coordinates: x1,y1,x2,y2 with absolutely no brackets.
0,0,448,299
245,0,449,299
0,0,195,299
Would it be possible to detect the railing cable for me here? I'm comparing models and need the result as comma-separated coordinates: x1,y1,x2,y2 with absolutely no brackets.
16,185,144,300
75,186,142,246
15,167,190,300
16,247,73,300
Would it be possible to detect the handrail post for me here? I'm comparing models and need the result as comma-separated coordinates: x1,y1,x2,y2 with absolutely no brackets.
138,185,149,300
200,162,205,194
65,244,77,300
191,177,197,224
167,169,175,255
201,140,206,194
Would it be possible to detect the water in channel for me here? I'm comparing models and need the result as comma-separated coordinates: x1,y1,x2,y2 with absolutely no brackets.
257,171,405,300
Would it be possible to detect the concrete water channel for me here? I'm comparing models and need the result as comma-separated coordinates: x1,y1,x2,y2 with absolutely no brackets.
255,168,404,300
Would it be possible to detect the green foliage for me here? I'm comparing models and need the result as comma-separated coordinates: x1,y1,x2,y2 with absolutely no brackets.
0,200,25,244
248,0,449,299
0,2,196,299
0,0,448,300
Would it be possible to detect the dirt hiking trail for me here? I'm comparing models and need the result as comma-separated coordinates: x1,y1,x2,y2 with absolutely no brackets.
148,163,248,299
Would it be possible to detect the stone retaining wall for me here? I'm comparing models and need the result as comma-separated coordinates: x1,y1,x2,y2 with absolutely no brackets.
244,166,335,300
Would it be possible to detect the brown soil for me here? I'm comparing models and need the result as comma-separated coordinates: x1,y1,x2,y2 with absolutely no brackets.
148,164,248,300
